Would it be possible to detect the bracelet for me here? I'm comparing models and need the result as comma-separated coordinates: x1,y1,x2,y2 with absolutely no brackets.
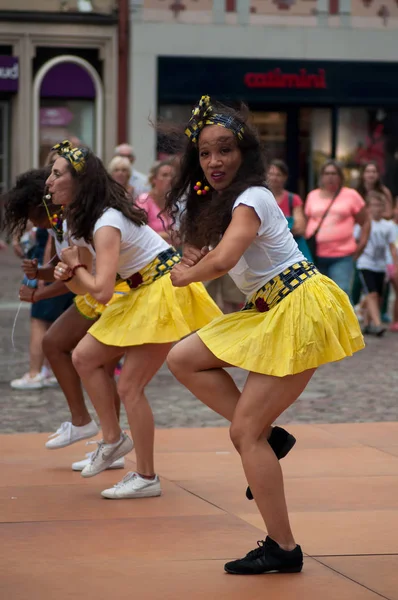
71,263,88,277
63,274,73,282
31,289,37,303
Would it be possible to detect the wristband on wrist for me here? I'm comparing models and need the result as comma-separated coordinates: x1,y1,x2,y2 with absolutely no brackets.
63,274,73,282
71,263,88,277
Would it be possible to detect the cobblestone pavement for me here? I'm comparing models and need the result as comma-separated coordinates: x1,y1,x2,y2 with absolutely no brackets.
1,248,397,434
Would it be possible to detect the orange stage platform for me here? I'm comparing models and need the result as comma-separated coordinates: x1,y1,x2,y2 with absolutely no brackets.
1,423,398,599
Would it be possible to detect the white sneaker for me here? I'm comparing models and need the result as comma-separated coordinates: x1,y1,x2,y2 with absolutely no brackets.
354,304,364,323
10,372,45,390
40,366,59,387
45,420,99,449
43,376,59,388
101,472,161,499
81,432,133,478
40,365,51,378
72,451,125,472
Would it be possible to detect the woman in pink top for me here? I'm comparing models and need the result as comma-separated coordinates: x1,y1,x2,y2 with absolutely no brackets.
305,160,370,295
136,160,175,242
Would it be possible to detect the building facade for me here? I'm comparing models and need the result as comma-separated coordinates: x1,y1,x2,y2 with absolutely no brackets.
128,0,398,196
0,0,119,196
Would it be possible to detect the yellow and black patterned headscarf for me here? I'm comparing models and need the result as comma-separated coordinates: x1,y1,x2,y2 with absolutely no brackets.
185,95,244,144
51,140,88,174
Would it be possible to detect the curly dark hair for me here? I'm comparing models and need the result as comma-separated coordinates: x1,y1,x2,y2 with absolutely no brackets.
1,167,53,238
163,100,267,248
59,149,148,243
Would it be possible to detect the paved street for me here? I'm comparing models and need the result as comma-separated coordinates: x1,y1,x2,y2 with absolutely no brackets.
1,248,397,434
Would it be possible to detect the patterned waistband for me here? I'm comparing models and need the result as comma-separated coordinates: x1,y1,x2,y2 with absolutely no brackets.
243,261,319,312
125,247,181,290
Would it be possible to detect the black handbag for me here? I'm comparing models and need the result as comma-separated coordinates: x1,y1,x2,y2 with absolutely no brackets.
306,189,340,265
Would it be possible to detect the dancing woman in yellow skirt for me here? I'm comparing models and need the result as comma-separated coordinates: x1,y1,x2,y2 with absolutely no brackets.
51,140,221,498
165,96,365,575
2,167,128,472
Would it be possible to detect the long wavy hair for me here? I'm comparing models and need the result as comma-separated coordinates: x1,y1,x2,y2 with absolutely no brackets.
163,101,267,248
61,150,147,243
2,167,53,237
356,161,385,199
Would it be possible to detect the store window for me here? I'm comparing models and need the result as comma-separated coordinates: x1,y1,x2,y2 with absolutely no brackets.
158,104,192,123
38,62,96,166
298,108,311,199
336,107,398,195
39,100,94,167
33,57,103,168
251,111,287,163
309,108,332,190
157,104,192,159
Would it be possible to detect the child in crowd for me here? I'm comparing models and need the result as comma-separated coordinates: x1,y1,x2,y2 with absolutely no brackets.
386,197,398,331
355,191,398,336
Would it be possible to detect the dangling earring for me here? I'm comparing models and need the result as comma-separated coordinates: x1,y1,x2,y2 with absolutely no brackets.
194,181,210,196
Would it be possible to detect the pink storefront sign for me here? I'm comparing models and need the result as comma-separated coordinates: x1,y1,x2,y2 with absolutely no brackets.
40,107,74,127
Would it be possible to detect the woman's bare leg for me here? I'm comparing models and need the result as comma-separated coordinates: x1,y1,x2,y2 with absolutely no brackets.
168,334,315,548
72,334,123,442
118,343,172,475
364,292,382,327
73,337,170,476
105,357,123,420
167,334,271,438
230,369,315,548
29,318,50,376
42,305,93,426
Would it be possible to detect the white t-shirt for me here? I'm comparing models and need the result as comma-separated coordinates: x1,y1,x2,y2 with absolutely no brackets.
228,187,304,297
355,219,396,272
69,230,97,273
92,207,169,278
386,222,398,265
70,231,96,257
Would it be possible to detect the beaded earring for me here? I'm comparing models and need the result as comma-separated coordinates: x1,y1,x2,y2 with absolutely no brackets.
42,194,64,243
194,181,210,196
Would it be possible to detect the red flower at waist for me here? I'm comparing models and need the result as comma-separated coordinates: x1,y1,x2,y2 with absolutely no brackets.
127,272,143,289
255,297,269,312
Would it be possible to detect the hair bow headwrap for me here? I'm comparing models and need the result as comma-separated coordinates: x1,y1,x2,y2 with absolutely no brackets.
52,140,88,173
185,95,244,144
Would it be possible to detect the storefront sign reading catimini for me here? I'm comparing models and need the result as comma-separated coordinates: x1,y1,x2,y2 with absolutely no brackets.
244,68,327,90
0,57,19,92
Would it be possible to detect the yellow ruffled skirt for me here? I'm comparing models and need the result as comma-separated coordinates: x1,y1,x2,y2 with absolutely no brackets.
197,261,364,377
74,280,130,321
88,249,222,347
